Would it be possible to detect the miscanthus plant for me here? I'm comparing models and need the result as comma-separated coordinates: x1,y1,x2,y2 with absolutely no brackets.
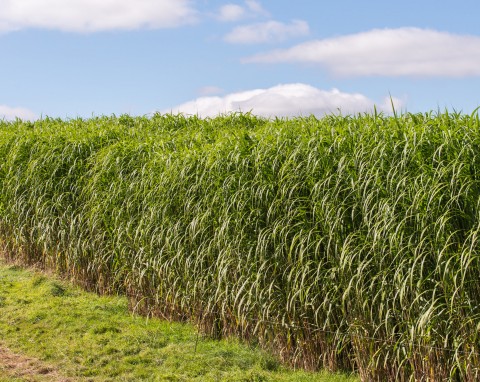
1,111,480,381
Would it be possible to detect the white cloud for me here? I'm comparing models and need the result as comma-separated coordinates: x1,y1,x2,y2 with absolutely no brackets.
0,104,36,120
217,4,246,22
164,83,402,118
245,27,480,77
244,0,269,17
0,0,197,33
215,0,268,22
225,19,309,44
197,86,224,96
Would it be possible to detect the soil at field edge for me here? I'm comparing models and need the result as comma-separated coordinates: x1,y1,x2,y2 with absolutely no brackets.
0,346,72,382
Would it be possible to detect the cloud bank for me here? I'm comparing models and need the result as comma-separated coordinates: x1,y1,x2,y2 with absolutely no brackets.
225,19,309,44
0,0,197,33
245,28,480,77
165,83,402,118
0,104,36,120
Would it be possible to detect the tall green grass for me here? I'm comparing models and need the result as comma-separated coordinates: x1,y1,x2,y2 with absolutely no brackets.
1,111,480,380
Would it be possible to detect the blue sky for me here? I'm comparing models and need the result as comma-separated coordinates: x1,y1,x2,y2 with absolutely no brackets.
1,0,480,120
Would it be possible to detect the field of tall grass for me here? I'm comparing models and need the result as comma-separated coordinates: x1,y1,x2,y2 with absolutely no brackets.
1,111,480,380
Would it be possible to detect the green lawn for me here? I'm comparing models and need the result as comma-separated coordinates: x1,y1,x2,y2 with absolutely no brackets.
0,259,357,382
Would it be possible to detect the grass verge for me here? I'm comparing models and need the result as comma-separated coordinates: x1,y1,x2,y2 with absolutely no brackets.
0,258,357,382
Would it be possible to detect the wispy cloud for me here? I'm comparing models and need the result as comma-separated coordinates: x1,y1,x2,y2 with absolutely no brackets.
245,28,480,77
0,0,197,33
244,0,268,15
164,83,402,118
217,4,246,22
197,86,224,96
0,104,36,120
216,0,269,22
225,19,309,44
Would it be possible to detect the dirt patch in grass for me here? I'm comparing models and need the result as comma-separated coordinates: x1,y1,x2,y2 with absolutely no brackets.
0,345,71,382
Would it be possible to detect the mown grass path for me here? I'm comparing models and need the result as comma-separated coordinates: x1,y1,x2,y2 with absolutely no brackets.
0,259,357,382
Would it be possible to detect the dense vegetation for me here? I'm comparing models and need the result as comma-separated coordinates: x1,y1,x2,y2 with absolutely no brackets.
1,111,480,380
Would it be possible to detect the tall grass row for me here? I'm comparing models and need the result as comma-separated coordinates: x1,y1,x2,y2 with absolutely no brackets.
1,112,480,380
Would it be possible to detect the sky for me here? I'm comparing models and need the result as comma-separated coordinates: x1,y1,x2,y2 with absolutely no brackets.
1,0,480,120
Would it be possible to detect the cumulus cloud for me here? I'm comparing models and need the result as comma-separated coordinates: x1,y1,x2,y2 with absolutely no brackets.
245,27,480,77
0,104,36,120
0,0,197,33
225,19,309,44
164,83,402,118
